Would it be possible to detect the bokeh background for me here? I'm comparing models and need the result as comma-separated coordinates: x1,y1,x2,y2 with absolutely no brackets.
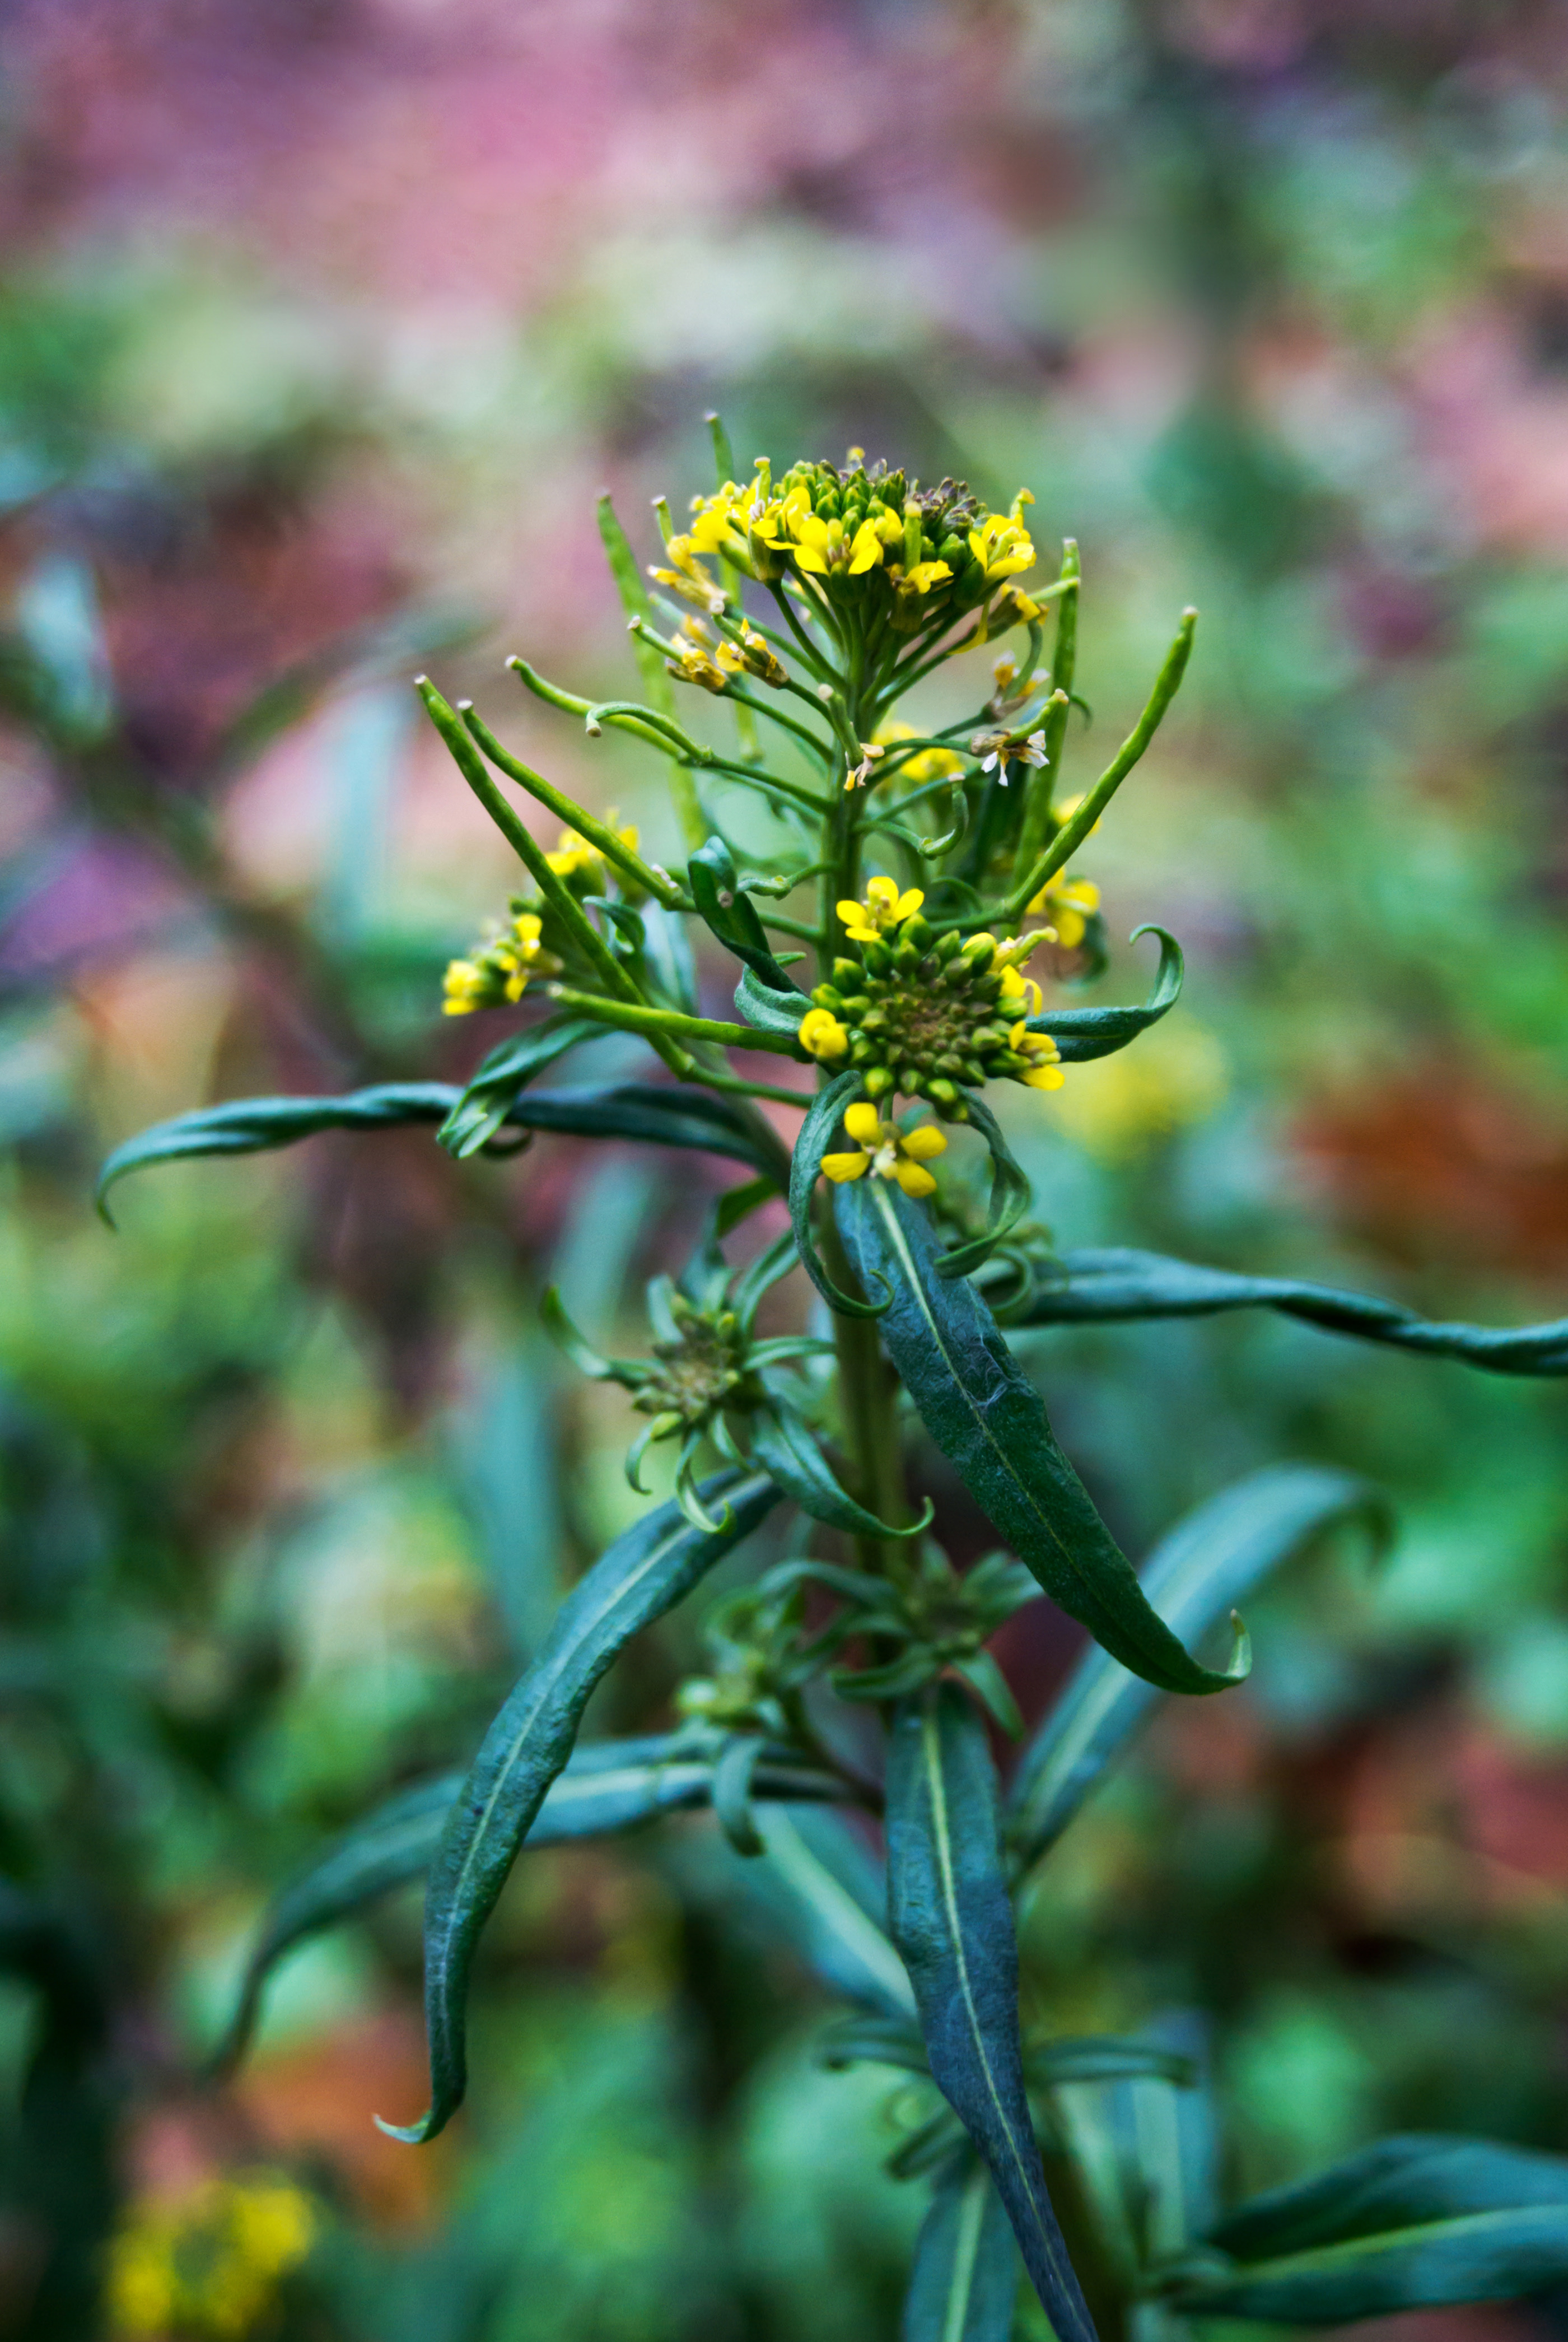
7,2,1568,2336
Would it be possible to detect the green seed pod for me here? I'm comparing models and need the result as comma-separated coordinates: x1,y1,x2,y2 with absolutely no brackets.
961,935,996,971
928,1078,960,1109
811,985,844,1012
862,942,893,977
893,940,921,974
831,958,862,988
902,915,934,951
860,1007,889,1034
939,533,964,564
935,932,964,963
898,1067,920,1095
864,1065,894,1100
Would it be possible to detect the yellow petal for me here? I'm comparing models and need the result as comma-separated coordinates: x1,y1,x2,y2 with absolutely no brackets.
1021,1066,1065,1090
847,519,884,574
900,1125,948,1161
843,1102,883,1145
793,545,828,574
792,513,830,550
894,1161,939,1198
820,1152,870,1183
895,887,925,921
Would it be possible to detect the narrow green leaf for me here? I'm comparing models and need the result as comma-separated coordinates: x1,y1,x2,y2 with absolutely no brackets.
1013,1245,1568,1377
885,1683,1097,2342
736,965,810,1036
903,2152,1020,2342
99,1080,790,1217
394,1475,777,2144
1006,1466,1387,1871
712,1734,767,1856
837,1179,1246,1694
437,1017,609,1160
1210,2133,1568,2264
750,1405,929,1540
689,836,804,992
749,1805,916,2017
217,1734,841,2074
1031,926,1183,1063
1175,2209,1568,2322
789,1070,890,1318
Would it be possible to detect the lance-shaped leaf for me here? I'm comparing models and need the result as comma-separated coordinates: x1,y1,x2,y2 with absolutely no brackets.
98,1079,788,1219
736,965,810,1036
885,1683,1097,2342
1010,1245,1568,1379
216,1734,841,2071
708,1805,915,2017
836,1178,1245,1694
904,2152,1020,2342
1006,1466,1386,1871
437,1016,610,1160
788,1069,890,1317
1176,2134,1568,2324
689,835,804,992
391,1474,778,2144
749,1404,929,1542
1028,926,1183,1063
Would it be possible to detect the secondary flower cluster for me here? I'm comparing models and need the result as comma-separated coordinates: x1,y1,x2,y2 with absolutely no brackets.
798,883,1065,1120
654,454,1039,635
442,823,640,1016
108,2173,315,2339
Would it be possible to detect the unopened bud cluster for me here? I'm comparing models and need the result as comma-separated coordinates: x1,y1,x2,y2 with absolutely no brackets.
633,1298,757,1432
805,909,1063,1121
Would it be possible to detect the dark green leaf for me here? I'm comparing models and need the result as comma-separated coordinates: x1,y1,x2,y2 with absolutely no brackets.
393,1474,777,2143
750,1404,928,1540
217,1735,842,2074
1006,1466,1385,1870
788,1070,890,1317
736,964,810,1034
1173,2134,1568,2321
1211,2133,1568,2263
1030,926,1183,1063
886,1683,1097,2342
437,1017,609,1160
837,1178,1247,1694
97,1079,788,1218
934,1093,1033,1282
1014,1246,1568,1376
689,835,804,991
903,2152,1020,2342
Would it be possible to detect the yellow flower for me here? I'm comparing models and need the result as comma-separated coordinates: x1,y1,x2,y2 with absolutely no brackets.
871,719,964,784
901,558,952,594
1010,1022,1064,1091
442,958,489,1016
1025,872,1101,949
108,2175,316,2340
998,966,1044,1018
968,499,1035,584
648,533,725,613
838,877,924,943
442,910,562,1015
668,636,729,694
820,1102,948,1198
546,820,640,881
790,510,886,576
799,1007,850,1061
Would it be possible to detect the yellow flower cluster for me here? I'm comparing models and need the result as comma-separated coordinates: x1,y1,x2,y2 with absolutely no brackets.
108,2174,315,2339
442,908,561,1015
1026,870,1101,951
650,455,1037,634
820,1102,949,1198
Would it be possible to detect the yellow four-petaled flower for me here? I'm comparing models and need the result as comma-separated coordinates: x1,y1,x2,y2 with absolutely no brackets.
837,877,925,943
820,1104,949,1198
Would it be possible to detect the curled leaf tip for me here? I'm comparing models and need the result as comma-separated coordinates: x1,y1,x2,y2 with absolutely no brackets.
1225,1608,1252,1682
374,2110,436,2146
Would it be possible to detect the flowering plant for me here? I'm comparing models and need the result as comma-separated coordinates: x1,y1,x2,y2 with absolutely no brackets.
102,427,1568,2340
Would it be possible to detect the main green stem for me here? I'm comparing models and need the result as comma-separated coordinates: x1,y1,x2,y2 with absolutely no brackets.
815,634,910,1575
